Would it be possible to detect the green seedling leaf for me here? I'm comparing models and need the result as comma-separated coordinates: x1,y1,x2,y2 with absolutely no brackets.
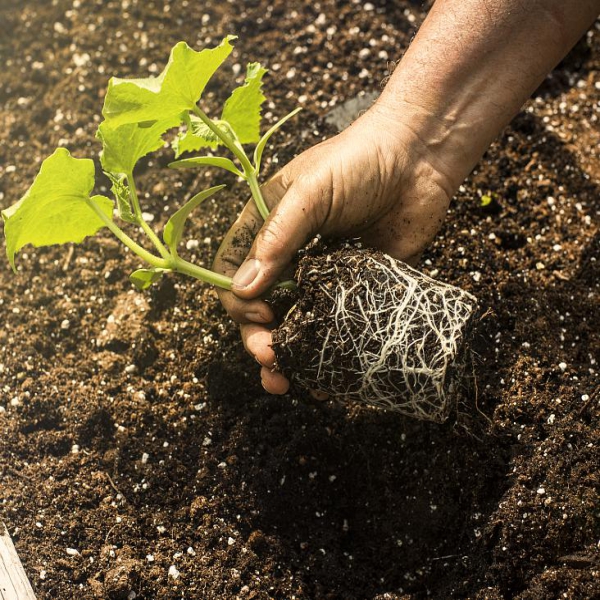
480,194,492,207
105,172,136,224
172,115,230,157
98,117,180,174
130,268,164,290
253,107,302,171
221,62,267,144
168,156,243,177
102,36,236,127
2,148,114,270
163,184,225,253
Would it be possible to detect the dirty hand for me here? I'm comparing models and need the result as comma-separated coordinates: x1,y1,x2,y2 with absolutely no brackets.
216,0,600,394
213,102,455,394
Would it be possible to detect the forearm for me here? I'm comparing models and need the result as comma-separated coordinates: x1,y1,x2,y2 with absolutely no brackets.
376,0,600,191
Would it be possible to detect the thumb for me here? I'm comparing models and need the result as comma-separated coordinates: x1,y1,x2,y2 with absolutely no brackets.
231,182,329,299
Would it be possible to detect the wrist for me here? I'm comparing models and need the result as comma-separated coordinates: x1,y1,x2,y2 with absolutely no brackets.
370,0,600,197
365,97,467,199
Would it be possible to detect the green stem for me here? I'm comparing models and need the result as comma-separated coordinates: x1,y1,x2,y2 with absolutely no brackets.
127,171,171,260
171,256,233,290
191,106,270,220
275,279,297,291
86,198,169,270
88,198,233,290
246,171,270,221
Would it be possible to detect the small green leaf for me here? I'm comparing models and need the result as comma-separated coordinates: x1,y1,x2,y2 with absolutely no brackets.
105,172,137,223
2,148,114,270
480,194,492,207
97,117,180,174
168,156,243,177
253,107,301,171
172,115,230,157
163,185,225,253
221,62,268,144
102,37,236,127
130,268,164,290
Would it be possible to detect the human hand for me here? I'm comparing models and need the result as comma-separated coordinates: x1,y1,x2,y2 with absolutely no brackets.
213,102,455,394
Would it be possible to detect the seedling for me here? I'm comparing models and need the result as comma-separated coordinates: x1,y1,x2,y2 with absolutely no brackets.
2,36,300,291
2,37,479,423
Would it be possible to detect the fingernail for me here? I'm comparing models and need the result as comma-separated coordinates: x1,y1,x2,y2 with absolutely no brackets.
245,311,270,324
232,259,261,290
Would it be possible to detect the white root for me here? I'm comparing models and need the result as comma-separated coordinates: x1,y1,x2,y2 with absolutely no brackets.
283,252,478,423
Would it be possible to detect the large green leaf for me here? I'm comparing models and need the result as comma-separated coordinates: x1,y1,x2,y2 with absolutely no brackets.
2,148,114,270
221,62,267,144
102,37,236,127
163,184,225,253
97,117,180,174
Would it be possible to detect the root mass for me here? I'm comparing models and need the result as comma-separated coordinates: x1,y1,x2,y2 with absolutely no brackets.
272,244,479,422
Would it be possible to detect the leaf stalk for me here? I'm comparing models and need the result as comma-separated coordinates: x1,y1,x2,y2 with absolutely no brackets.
192,105,270,220
127,171,172,260
86,197,169,270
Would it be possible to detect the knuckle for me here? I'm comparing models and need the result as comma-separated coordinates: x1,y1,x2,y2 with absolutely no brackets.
218,291,245,322
257,217,290,260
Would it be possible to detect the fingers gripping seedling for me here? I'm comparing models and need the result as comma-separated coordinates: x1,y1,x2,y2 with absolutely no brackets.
2,37,479,422
2,36,300,291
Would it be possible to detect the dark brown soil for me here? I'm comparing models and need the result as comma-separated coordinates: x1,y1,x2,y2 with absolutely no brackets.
0,1,598,599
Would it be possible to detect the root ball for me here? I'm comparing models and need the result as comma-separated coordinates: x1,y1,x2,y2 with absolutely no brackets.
272,244,479,422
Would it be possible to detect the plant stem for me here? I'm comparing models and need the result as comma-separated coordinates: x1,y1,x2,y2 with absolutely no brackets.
246,170,270,221
86,197,169,270
127,171,171,260
172,256,233,290
191,106,270,220
88,197,234,290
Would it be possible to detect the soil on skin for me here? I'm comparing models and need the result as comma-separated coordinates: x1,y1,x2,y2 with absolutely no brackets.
0,1,598,599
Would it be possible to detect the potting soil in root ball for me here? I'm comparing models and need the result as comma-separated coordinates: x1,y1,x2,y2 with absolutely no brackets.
272,242,479,422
